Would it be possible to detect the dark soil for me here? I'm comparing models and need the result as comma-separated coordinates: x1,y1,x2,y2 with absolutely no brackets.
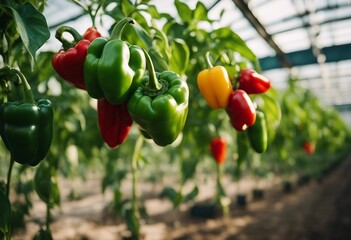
13,154,351,240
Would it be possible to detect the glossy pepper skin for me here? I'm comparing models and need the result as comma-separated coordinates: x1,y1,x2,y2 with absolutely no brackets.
247,110,268,153
52,26,88,90
127,49,189,146
197,52,232,109
210,137,227,164
97,99,133,148
52,39,90,90
238,68,271,94
0,68,54,166
52,26,101,90
226,90,256,132
83,27,101,42
84,18,146,104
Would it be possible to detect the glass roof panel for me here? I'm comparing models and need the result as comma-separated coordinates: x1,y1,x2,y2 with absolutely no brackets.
42,0,351,116
272,28,310,52
249,0,298,25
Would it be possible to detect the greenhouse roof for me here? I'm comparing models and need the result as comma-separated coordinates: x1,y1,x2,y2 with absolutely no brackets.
43,0,351,112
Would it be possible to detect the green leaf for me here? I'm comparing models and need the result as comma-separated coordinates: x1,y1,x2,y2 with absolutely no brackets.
121,0,135,16
9,2,50,63
213,27,257,61
0,189,11,234
234,132,249,180
193,1,209,21
152,27,171,61
160,187,177,202
145,5,161,19
168,38,189,75
254,89,282,143
124,23,152,49
175,0,193,23
34,162,60,207
149,48,168,72
183,186,199,202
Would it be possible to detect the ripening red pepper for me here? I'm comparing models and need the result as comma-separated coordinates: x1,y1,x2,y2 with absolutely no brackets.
226,90,256,132
52,26,101,90
210,137,227,164
97,99,133,148
238,68,271,94
303,141,315,155
52,39,90,89
83,27,102,42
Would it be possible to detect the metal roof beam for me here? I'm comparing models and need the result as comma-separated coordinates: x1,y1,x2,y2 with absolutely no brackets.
231,0,292,69
259,43,351,70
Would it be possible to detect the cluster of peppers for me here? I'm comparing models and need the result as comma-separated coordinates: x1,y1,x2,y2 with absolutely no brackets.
0,67,54,166
52,18,189,148
198,52,271,154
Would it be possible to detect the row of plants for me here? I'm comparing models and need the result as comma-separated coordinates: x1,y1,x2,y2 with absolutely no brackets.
0,0,350,239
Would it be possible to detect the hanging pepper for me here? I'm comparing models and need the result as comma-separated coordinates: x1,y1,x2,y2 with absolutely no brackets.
83,26,102,42
226,90,256,132
52,26,91,89
0,67,54,166
97,99,133,148
52,26,101,90
303,141,315,155
197,52,232,109
247,110,268,153
84,17,146,104
238,68,271,94
127,49,189,146
210,137,227,165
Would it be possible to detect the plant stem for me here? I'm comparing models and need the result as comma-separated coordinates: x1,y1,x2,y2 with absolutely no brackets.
205,51,214,68
55,26,83,50
130,135,144,238
5,157,14,240
46,203,51,231
110,17,135,40
142,48,162,91
6,157,14,197
10,68,35,104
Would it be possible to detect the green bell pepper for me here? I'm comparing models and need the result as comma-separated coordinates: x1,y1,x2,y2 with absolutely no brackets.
247,110,268,153
127,49,189,146
84,17,146,104
0,67,54,166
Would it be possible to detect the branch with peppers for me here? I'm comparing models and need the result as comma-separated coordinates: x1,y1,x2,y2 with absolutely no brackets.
52,17,189,238
0,66,54,239
197,51,272,154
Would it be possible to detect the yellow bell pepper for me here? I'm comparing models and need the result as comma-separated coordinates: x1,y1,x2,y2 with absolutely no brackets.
197,52,233,109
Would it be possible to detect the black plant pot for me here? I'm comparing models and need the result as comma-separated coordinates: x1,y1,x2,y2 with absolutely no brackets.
297,175,310,186
252,188,264,200
190,202,220,219
236,194,247,206
283,181,292,193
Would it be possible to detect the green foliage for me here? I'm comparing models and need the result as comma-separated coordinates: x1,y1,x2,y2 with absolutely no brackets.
34,161,60,207
0,1,49,66
1,0,350,237
0,186,11,237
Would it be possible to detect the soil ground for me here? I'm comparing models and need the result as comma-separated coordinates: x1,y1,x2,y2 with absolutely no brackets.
13,154,351,240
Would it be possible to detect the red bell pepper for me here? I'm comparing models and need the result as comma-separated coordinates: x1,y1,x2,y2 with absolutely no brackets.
97,99,133,148
52,26,101,90
226,90,256,132
83,27,102,42
238,68,271,94
210,137,227,164
52,39,90,90
303,141,315,155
